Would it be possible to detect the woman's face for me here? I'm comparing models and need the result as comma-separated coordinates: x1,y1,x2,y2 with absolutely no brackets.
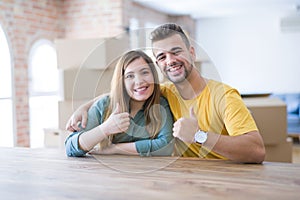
124,57,155,102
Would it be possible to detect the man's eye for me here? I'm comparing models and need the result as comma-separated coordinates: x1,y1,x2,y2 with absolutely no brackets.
157,56,165,61
173,50,181,55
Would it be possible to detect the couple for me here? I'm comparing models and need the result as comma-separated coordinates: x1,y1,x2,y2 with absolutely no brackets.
65,23,265,163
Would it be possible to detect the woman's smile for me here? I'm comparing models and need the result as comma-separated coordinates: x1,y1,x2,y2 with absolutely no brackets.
124,57,155,102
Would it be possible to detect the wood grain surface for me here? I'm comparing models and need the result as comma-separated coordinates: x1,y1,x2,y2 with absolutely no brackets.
0,147,299,199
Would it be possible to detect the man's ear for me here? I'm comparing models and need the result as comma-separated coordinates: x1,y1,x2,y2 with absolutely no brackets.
189,46,196,61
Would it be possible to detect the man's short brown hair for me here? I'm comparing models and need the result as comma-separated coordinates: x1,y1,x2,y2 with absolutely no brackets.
150,23,190,48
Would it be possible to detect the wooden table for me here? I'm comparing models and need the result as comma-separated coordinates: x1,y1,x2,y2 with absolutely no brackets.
0,147,299,199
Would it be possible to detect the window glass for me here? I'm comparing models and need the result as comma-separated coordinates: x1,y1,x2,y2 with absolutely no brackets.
0,25,14,147
0,27,12,98
0,100,13,147
29,39,59,148
29,40,58,95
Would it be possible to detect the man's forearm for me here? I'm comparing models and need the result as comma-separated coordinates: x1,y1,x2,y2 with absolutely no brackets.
203,131,265,163
85,93,109,109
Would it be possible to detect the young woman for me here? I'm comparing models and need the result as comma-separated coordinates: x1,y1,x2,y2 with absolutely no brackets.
65,50,174,157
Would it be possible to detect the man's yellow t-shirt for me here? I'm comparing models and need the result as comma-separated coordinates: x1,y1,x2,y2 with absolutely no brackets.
160,80,258,159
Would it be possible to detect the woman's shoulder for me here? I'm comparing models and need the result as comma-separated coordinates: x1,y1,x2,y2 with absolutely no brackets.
159,96,170,106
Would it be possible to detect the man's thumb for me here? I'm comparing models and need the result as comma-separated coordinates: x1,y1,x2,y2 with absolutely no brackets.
190,107,196,119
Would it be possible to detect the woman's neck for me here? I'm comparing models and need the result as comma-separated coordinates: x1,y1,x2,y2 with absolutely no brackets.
129,99,145,118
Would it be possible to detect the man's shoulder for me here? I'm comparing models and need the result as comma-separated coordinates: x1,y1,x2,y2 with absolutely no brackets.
160,81,175,90
207,79,235,93
160,82,177,96
208,79,229,88
207,80,242,103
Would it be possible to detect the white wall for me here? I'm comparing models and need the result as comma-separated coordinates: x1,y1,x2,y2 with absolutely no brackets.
195,13,300,94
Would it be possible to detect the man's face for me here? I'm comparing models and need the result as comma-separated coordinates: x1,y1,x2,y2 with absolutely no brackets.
152,34,195,83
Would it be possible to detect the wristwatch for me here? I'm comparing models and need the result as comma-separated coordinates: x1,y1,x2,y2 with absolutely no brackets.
194,130,208,144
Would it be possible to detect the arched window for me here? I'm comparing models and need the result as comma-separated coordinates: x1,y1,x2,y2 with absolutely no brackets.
0,25,14,147
28,39,59,148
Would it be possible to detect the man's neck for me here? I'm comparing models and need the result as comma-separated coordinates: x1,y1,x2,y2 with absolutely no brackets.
174,68,207,100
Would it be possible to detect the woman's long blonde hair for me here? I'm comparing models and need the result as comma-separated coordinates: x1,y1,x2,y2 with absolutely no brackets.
100,50,162,148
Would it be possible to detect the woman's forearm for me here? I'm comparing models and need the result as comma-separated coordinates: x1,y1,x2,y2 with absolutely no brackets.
78,125,109,151
113,143,139,155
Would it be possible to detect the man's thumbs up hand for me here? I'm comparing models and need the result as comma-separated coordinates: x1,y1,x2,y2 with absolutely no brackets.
172,106,199,144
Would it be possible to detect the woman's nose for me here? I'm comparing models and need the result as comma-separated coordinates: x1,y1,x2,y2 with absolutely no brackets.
134,74,144,85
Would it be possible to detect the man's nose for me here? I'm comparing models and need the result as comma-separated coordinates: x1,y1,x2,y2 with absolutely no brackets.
165,53,176,66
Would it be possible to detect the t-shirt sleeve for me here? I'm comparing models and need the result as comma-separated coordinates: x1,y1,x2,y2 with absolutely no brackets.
221,88,258,136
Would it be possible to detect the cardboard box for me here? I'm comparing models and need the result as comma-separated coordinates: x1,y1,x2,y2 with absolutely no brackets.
55,37,128,69
59,68,113,101
243,97,287,145
44,128,70,148
264,138,293,163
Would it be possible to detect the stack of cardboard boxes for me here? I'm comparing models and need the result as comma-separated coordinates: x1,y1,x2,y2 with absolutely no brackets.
44,37,128,148
243,97,293,162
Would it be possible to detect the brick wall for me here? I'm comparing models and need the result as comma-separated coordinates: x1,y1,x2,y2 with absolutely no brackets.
61,0,124,39
0,0,64,147
0,0,194,147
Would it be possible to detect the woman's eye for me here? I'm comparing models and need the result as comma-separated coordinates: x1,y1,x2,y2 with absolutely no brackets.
142,70,150,75
125,74,134,79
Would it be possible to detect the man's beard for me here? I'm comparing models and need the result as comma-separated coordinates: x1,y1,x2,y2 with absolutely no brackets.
165,64,193,84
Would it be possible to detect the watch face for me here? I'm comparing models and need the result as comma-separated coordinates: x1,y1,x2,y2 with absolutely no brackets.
195,131,207,144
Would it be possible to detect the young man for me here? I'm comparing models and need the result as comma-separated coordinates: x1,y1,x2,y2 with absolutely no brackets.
66,23,265,163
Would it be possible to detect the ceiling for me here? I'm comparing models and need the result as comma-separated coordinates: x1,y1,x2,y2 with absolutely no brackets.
133,0,300,19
